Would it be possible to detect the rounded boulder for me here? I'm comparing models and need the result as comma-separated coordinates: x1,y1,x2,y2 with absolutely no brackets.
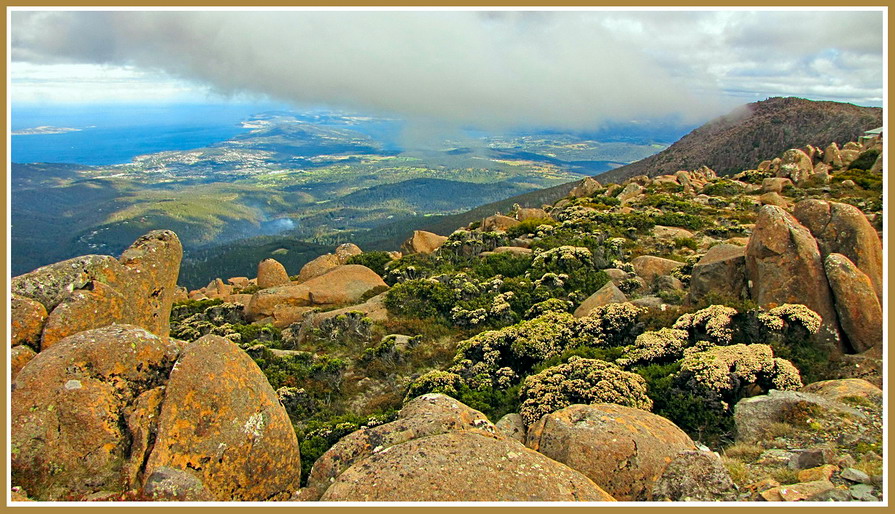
525,403,696,501
320,431,615,502
143,334,301,501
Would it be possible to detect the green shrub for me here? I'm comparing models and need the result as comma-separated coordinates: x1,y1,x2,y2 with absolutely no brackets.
506,218,557,238
833,168,883,191
701,179,747,197
674,237,698,250
519,357,652,425
346,251,393,277
384,279,455,320
470,252,533,279
651,212,707,230
847,149,880,171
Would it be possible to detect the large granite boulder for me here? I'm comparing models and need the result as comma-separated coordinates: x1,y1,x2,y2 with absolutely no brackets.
631,255,684,285
296,253,341,283
401,230,448,255
10,294,46,348
246,265,387,320
481,214,521,232
745,206,838,343
688,243,748,303
650,450,739,501
733,390,864,442
573,281,627,317
11,231,182,350
569,177,602,198
823,254,882,353
11,325,180,500
256,258,290,289
793,199,883,301
319,431,614,501
526,403,696,501
144,334,301,501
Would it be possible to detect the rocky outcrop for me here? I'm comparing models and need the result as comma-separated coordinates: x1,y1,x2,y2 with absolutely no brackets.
144,334,301,501
793,199,883,301
11,325,180,500
525,403,696,501
651,450,738,501
320,431,614,501
495,413,526,443
246,265,387,321
688,243,748,303
776,148,814,185
733,390,864,442
10,295,46,348
10,345,37,381
11,325,301,502
573,281,627,317
745,206,838,343
11,231,182,351
823,254,882,353
515,207,550,222
631,255,684,285
481,214,521,232
800,378,882,404
569,177,601,198
256,258,290,289
296,254,341,283
401,230,448,255
304,394,614,502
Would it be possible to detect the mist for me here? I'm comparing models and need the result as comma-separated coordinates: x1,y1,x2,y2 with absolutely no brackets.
11,10,732,133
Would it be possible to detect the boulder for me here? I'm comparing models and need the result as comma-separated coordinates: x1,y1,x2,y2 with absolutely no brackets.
653,225,694,240
569,177,602,198
296,253,341,283
525,403,696,501
495,413,526,443
839,149,860,167
10,294,47,348
10,345,37,381
10,231,182,350
481,214,520,232
793,199,883,301
617,183,644,203
489,246,533,255
303,265,387,305
759,192,789,207
144,334,301,501
245,284,312,320
823,142,843,167
631,255,684,285
761,480,837,501
286,293,389,347
733,390,864,442
227,276,250,288
651,450,738,501
823,254,882,353
745,206,838,343
515,207,550,221
777,149,814,184
141,466,214,501
689,244,748,303
573,281,627,317
256,258,291,289
302,393,499,500
334,243,362,263
320,431,614,501
402,230,448,255
246,266,386,320
11,325,180,500
800,378,882,404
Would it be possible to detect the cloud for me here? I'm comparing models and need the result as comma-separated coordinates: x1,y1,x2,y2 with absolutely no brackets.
10,10,884,131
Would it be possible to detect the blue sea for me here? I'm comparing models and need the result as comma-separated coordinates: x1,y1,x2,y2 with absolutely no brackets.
10,102,290,165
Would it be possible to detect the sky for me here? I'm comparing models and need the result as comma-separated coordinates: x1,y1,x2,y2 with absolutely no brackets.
8,9,886,132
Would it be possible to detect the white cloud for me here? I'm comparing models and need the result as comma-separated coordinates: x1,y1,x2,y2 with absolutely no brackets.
9,9,884,129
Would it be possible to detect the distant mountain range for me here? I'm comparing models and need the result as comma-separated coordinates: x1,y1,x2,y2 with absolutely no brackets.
598,97,883,183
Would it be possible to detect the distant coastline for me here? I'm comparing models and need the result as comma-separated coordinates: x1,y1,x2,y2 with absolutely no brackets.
12,125,82,135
